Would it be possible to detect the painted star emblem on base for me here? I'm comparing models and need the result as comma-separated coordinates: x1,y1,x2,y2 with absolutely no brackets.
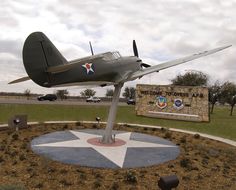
33,130,177,168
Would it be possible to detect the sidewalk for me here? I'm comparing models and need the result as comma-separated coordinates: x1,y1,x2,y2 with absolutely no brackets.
1,121,235,147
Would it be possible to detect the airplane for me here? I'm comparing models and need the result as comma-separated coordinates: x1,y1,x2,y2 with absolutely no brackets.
9,32,231,143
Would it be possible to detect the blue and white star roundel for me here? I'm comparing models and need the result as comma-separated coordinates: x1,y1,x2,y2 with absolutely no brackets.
31,129,180,169
82,63,94,74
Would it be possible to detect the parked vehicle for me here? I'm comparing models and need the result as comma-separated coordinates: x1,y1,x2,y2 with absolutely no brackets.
86,97,101,103
127,99,135,105
37,94,57,101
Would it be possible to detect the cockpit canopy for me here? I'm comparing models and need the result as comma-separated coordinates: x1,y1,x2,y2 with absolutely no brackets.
102,51,121,61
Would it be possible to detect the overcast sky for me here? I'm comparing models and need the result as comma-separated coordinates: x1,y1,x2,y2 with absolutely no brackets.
0,0,235,96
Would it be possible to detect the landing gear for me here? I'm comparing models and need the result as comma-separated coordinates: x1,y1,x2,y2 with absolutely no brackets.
101,83,123,144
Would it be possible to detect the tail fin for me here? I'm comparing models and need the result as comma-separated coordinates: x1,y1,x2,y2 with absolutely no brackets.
23,32,68,87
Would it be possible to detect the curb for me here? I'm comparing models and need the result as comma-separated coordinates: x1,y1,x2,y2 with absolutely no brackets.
1,121,235,147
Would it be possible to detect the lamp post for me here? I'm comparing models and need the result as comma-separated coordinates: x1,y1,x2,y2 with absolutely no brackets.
13,118,21,131
96,117,101,128
230,95,236,116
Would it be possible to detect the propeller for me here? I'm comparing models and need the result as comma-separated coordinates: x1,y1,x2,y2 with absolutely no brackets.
133,40,151,68
141,63,151,68
89,41,94,55
133,40,139,57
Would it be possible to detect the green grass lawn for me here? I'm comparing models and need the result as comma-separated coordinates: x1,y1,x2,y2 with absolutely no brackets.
0,104,235,140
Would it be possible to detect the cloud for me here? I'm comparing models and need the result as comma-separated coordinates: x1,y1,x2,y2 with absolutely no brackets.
0,0,236,96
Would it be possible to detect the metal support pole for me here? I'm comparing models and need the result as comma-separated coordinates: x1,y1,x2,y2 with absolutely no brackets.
101,82,123,144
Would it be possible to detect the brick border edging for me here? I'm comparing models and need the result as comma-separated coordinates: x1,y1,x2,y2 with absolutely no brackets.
1,121,235,147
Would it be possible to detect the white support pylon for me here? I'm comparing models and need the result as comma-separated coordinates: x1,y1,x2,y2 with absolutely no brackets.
101,82,124,144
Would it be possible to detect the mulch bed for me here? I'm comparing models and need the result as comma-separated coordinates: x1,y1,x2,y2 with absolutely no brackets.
0,123,236,190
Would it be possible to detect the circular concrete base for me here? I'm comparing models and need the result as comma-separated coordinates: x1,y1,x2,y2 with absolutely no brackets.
31,129,179,168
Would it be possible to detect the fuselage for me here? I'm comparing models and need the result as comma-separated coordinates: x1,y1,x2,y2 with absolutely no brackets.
50,51,142,87
21,32,143,88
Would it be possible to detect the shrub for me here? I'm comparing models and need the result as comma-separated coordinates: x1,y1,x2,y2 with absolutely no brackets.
34,183,43,189
63,124,68,129
110,182,119,190
19,154,26,161
76,121,81,126
59,179,72,186
180,158,191,168
164,131,172,139
60,169,68,174
47,167,56,173
124,171,137,183
161,127,167,132
93,180,101,188
0,144,5,151
80,173,87,180
0,184,26,190
9,151,18,157
201,158,209,166
194,134,200,139
20,142,27,150
12,133,19,141
26,167,33,172
182,175,191,181
94,173,102,179
0,156,4,163
180,136,187,144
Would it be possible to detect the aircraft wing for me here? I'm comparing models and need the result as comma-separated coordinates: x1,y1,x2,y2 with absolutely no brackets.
9,77,115,87
53,81,115,87
125,45,232,82
8,76,30,84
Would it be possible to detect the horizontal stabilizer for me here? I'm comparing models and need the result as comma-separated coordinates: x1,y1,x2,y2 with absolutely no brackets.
125,45,232,82
46,63,76,73
53,81,115,87
9,76,30,84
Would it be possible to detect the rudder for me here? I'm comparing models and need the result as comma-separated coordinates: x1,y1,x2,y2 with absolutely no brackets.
23,32,68,87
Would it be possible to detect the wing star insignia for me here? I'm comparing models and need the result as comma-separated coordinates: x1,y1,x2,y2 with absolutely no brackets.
82,63,94,74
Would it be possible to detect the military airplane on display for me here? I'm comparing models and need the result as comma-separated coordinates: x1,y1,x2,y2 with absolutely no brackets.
9,32,231,143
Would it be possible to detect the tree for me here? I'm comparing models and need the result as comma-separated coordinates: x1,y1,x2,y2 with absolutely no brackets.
171,71,209,86
122,87,136,99
24,89,31,100
219,82,236,116
208,81,221,114
56,89,69,100
80,89,96,97
105,89,114,98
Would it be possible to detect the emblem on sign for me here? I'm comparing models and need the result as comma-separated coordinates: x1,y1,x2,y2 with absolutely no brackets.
173,99,184,110
82,63,94,74
156,96,167,109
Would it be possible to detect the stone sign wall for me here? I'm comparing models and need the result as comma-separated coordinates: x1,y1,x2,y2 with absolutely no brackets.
135,84,209,122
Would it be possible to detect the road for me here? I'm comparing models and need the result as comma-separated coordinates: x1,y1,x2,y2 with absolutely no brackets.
0,97,128,106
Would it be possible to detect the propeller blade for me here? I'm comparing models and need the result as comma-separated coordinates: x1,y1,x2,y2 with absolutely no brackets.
141,63,151,68
89,41,94,55
133,40,139,57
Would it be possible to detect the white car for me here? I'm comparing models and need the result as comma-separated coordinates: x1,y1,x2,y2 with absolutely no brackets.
86,97,101,103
